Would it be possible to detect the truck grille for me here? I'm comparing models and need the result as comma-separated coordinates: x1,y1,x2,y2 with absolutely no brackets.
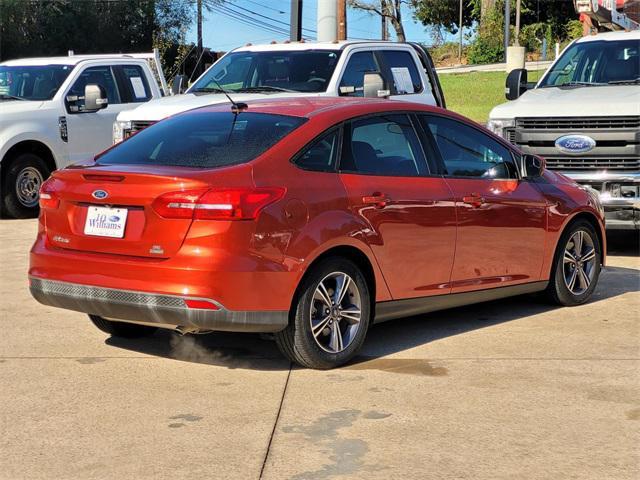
516,116,640,130
544,157,640,171
124,121,156,139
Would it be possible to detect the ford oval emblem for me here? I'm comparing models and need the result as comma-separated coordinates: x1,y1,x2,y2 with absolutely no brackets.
108,215,120,222
92,190,108,200
555,134,596,155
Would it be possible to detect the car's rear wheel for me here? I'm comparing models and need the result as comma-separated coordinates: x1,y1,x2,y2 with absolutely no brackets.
89,315,157,338
275,257,371,369
546,220,601,306
2,153,48,219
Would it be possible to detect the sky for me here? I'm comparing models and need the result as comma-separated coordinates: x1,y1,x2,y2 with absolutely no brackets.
186,0,458,52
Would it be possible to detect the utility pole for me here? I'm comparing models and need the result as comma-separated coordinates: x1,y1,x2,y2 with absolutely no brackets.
337,0,347,41
197,0,203,76
458,0,463,62
381,0,388,40
504,0,510,60
290,0,303,42
514,0,521,46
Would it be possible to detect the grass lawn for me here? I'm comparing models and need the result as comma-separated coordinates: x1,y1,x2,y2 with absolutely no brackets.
439,70,543,124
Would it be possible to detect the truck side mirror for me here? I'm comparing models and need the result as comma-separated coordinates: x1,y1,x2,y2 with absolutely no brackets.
505,68,529,100
363,72,389,98
172,75,188,95
522,154,545,178
83,84,108,112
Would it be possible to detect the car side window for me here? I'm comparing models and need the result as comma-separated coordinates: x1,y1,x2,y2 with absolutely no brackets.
339,51,379,97
68,66,120,105
340,114,428,177
294,130,340,172
421,115,518,179
119,65,151,102
379,50,423,94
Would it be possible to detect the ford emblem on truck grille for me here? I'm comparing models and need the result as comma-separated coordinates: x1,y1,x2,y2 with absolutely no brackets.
92,190,108,199
555,134,596,155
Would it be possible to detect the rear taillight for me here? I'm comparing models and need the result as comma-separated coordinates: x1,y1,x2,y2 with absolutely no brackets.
39,180,59,209
152,187,285,221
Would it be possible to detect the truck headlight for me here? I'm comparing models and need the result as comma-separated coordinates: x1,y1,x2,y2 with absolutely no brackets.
112,120,131,144
487,118,515,139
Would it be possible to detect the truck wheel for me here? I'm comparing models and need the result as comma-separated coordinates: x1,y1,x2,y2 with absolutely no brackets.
546,220,601,306
275,257,371,369
89,315,157,338
2,153,49,219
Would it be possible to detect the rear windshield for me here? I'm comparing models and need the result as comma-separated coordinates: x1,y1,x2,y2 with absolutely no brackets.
97,111,306,168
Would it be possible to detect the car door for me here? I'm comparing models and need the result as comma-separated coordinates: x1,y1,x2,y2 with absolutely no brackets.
338,113,457,300
63,64,152,165
419,114,547,293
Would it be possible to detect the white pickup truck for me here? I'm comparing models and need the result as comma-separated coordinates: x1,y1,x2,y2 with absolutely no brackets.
0,53,165,218
488,30,640,230
113,40,446,143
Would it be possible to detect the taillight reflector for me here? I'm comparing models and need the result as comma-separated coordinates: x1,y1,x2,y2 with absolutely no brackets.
184,299,220,310
152,187,285,221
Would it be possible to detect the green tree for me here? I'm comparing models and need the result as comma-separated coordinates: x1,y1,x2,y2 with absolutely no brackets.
0,0,192,62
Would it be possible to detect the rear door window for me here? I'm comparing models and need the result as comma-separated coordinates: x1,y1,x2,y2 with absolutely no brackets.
294,130,340,172
340,114,428,177
379,50,423,94
96,112,306,168
118,65,152,102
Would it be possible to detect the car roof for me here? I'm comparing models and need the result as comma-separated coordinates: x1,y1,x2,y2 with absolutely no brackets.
232,40,413,53
190,96,470,126
575,29,640,43
0,54,148,67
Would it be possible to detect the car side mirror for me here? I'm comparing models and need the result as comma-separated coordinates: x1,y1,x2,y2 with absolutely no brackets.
522,154,545,178
172,75,188,95
83,84,108,112
363,72,390,98
505,68,529,100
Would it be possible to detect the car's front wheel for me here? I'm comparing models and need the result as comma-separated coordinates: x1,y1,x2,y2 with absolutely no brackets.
2,153,49,219
89,315,157,338
546,220,602,306
275,257,371,369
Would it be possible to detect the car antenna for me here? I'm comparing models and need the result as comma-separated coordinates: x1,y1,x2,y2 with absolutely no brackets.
211,79,247,114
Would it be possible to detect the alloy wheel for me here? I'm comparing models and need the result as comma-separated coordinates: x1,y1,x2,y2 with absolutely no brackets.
15,166,43,208
563,230,597,295
309,271,362,354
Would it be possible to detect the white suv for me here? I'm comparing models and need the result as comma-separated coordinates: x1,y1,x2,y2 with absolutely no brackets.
0,54,163,218
114,41,446,143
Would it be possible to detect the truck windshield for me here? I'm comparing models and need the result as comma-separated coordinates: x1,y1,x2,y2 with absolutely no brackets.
96,110,306,168
539,39,639,88
190,50,342,94
0,65,73,100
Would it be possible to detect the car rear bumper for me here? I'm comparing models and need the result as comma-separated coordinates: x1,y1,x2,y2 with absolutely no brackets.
29,277,288,333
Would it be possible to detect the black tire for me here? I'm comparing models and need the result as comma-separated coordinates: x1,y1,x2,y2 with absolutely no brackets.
275,257,371,369
2,153,49,219
89,315,157,338
546,219,602,306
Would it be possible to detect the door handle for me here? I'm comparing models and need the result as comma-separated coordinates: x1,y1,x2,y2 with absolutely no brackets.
462,193,485,208
362,192,389,208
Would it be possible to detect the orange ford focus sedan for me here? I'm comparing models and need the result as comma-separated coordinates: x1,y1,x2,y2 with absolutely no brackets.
29,98,605,368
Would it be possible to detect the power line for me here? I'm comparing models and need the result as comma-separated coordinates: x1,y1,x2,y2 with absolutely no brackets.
214,6,302,39
227,3,317,34
243,0,286,15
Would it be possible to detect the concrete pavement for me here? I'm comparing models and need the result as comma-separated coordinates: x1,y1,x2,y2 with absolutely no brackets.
1,220,638,480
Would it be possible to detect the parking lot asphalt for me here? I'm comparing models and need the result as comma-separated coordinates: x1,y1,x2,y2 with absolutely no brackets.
1,219,638,480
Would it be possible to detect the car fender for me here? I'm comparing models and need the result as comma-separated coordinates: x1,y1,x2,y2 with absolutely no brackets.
287,209,393,303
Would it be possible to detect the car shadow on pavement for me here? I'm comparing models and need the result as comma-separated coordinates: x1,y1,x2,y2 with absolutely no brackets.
105,257,638,371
